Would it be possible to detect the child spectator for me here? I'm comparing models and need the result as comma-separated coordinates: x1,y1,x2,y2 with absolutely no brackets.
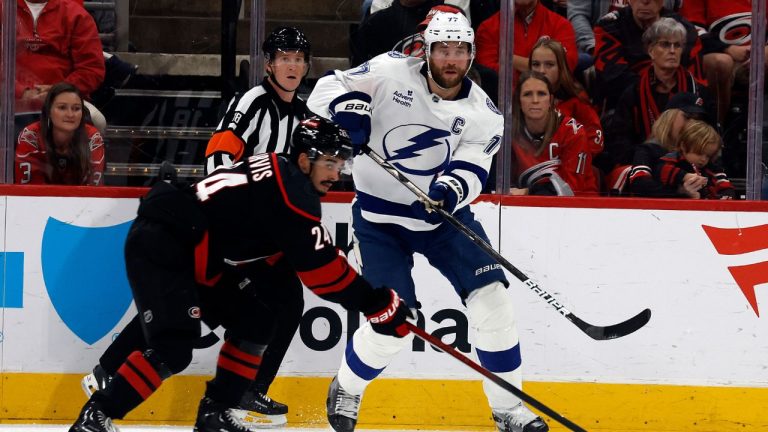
475,0,578,78
15,82,105,185
510,71,598,195
598,18,712,176
655,119,734,199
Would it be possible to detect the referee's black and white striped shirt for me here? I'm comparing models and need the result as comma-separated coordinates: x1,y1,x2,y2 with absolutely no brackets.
205,79,312,174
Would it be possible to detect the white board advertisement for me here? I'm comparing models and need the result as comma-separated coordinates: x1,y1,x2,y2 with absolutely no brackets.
2,195,767,389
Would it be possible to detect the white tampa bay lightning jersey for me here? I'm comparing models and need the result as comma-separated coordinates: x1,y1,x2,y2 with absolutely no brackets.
307,52,504,231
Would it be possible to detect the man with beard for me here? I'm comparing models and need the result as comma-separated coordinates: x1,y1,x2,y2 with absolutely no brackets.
308,12,548,432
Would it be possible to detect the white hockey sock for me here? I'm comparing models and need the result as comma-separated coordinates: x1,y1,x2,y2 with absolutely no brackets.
337,321,413,395
467,282,523,410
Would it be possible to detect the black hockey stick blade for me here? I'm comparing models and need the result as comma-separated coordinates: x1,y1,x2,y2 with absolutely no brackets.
569,307,652,340
404,322,587,432
363,146,652,340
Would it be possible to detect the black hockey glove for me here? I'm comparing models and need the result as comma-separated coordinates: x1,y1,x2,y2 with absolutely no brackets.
365,288,412,338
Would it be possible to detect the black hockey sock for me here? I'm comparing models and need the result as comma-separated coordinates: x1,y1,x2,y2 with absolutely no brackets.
96,350,170,419
206,339,267,405
99,314,147,375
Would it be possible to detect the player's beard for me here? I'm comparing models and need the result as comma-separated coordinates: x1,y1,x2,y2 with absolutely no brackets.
428,58,468,89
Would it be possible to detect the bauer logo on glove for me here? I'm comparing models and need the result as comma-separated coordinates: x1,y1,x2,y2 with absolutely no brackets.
368,290,402,324
329,91,373,153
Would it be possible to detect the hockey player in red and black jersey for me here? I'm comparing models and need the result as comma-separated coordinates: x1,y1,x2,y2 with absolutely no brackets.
592,0,705,113
81,27,315,429
68,116,412,432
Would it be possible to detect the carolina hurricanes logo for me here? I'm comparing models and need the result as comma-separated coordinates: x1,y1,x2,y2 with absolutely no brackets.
710,12,752,46
703,224,768,316
382,124,451,176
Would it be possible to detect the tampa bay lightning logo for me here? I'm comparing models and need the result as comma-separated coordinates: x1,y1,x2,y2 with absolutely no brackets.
348,61,370,76
42,217,133,345
383,124,451,176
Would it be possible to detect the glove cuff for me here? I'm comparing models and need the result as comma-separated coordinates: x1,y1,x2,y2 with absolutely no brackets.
365,289,401,324
435,175,464,205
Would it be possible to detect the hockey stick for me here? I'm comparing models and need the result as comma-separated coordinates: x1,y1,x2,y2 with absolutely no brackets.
405,322,587,432
363,146,651,340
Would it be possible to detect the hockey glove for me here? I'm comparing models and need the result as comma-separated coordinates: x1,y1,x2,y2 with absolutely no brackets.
411,179,460,224
329,91,372,155
365,288,412,338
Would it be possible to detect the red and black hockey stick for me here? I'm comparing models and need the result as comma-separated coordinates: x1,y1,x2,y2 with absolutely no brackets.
363,146,651,340
405,322,587,432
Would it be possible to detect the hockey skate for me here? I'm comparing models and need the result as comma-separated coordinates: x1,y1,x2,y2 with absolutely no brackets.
69,398,119,432
326,375,361,432
194,396,252,432
492,403,549,432
81,364,113,397
229,388,288,429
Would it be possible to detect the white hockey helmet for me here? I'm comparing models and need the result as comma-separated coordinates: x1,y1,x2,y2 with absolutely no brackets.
423,11,475,60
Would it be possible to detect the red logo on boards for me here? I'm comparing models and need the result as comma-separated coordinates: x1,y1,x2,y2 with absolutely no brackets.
702,224,768,317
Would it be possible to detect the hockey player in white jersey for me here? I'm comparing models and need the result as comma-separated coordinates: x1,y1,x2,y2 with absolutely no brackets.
307,12,548,432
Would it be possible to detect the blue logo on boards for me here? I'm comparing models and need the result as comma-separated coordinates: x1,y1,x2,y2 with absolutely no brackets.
0,252,24,308
42,217,133,345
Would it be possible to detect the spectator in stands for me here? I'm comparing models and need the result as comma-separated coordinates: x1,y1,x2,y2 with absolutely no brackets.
592,0,703,113
529,37,603,157
597,18,713,176
655,119,734,198
679,0,768,124
15,82,105,185
509,71,597,195
475,0,578,78
626,107,685,195
350,0,469,67
606,91,706,194
15,0,106,130
567,0,680,75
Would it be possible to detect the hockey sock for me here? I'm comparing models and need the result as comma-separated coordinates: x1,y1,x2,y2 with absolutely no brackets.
466,282,524,410
95,350,171,419
337,321,413,395
99,314,148,375
206,338,267,406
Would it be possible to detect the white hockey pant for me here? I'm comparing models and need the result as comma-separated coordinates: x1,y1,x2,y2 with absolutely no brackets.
467,281,523,410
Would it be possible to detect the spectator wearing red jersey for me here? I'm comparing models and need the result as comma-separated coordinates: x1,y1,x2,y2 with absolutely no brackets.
529,37,603,156
655,119,734,199
15,82,105,186
15,0,104,112
598,18,713,176
475,0,578,79
679,0,768,124
592,0,704,113
509,71,598,196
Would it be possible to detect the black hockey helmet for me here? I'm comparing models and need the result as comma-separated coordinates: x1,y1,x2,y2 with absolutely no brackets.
262,26,311,61
291,116,353,162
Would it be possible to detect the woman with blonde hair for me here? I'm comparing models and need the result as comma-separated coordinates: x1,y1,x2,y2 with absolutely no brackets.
656,119,734,199
510,70,597,195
